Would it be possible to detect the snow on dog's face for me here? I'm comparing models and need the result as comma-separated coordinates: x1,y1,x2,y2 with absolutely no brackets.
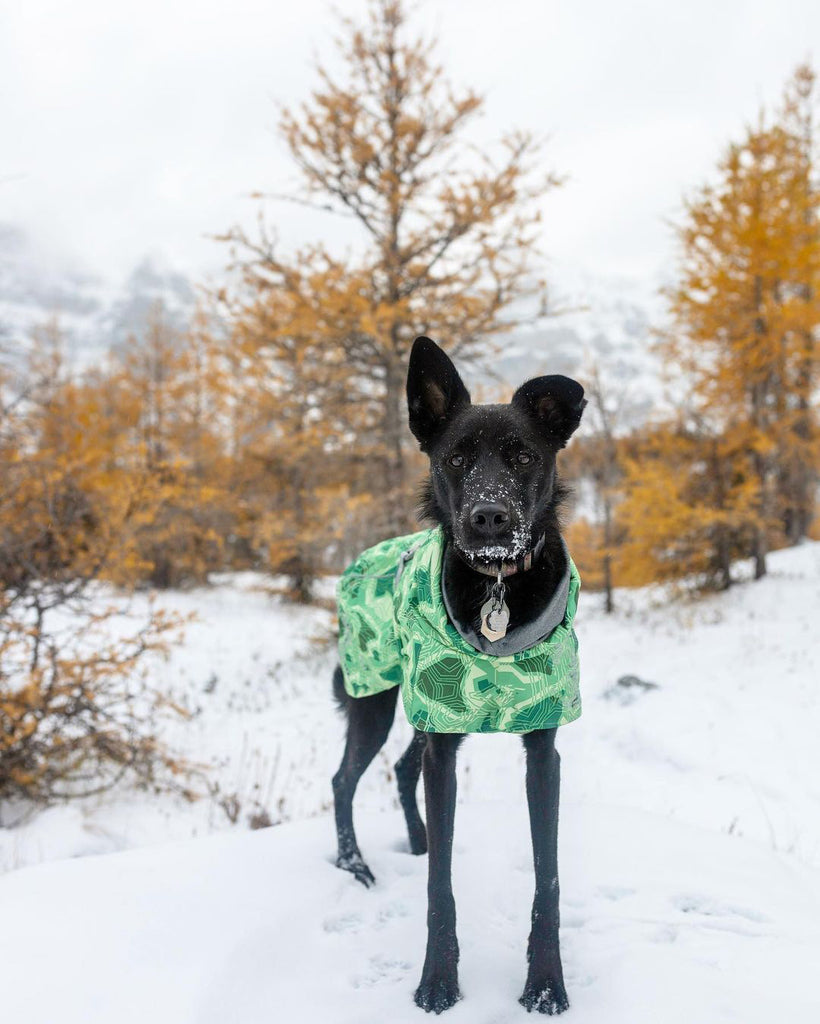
406,336,586,570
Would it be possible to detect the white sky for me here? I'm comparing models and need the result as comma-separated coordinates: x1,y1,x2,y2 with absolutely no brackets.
2,0,820,300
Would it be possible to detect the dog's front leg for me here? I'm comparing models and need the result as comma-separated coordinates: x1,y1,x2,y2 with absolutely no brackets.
414,732,463,1013
520,728,569,1015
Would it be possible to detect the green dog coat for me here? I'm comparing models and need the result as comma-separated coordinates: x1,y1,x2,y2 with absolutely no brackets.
337,527,582,734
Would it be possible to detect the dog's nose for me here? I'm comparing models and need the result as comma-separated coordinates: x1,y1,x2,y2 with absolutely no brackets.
469,501,511,537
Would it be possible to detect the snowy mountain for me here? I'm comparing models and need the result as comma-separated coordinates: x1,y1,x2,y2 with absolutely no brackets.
0,224,106,358
1,226,662,419
453,269,664,424
1,543,818,1021
0,226,199,365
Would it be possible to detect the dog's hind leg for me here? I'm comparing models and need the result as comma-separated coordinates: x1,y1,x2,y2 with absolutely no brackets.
519,728,569,1015
332,668,398,887
394,731,427,855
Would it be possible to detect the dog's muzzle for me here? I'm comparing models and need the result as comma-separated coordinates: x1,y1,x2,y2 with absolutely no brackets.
459,532,546,577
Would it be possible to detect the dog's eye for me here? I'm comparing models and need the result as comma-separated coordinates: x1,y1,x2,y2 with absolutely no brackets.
516,451,534,465
447,454,464,468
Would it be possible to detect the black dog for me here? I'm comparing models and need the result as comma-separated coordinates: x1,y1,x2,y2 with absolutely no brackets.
332,336,585,1014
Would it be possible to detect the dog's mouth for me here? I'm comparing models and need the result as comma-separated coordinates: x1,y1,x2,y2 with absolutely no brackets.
460,542,521,564
453,524,534,572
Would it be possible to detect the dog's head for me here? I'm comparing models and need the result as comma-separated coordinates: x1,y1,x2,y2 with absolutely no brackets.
407,336,585,571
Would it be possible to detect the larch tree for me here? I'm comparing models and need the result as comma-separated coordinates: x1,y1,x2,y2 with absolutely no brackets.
616,418,760,591
775,65,820,543
0,324,194,812
223,0,559,564
565,361,632,612
108,302,238,588
656,64,820,583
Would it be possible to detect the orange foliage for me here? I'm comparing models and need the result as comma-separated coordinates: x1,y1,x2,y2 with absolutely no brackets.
222,0,559,546
0,324,195,809
615,64,820,589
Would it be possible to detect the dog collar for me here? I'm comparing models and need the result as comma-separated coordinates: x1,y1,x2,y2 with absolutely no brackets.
459,532,547,578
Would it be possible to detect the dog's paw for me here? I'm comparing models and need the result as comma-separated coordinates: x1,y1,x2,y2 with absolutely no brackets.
414,972,460,1013
335,852,376,888
519,978,569,1015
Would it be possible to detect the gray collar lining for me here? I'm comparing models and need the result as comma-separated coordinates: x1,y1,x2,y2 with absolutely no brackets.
440,541,571,656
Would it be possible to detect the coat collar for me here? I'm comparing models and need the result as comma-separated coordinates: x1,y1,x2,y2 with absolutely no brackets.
396,527,580,660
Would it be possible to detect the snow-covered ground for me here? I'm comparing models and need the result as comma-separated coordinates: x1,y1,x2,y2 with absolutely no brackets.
1,543,819,1021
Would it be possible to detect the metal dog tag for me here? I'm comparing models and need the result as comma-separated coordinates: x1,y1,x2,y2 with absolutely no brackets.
480,598,510,642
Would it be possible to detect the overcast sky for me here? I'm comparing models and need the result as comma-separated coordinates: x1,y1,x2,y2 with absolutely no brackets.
3,0,820,303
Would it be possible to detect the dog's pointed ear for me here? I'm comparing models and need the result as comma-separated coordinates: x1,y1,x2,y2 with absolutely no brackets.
512,375,586,446
406,336,471,450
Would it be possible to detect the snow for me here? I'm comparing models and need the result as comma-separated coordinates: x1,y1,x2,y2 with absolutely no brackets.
1,543,820,1021
2,802,818,1022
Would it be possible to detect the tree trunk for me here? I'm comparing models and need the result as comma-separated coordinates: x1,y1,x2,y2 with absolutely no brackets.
602,496,614,614
711,438,732,590
751,449,770,581
752,529,767,580
750,276,769,579
787,327,816,543
716,526,732,590
602,553,614,613
382,352,409,536
288,561,314,603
